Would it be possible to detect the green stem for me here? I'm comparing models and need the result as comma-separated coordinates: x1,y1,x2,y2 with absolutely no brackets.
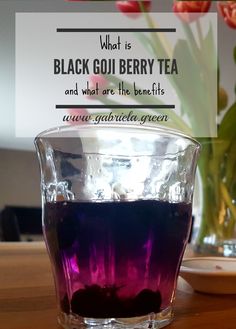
182,22,217,136
197,139,236,243
221,183,236,223
196,140,216,243
142,10,173,58
196,20,204,49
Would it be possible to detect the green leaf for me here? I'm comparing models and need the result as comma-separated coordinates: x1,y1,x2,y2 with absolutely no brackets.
104,74,192,133
234,46,236,65
172,39,212,135
135,33,156,57
218,102,236,140
201,25,217,73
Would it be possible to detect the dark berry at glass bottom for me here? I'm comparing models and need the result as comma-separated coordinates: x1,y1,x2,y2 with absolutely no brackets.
44,200,192,327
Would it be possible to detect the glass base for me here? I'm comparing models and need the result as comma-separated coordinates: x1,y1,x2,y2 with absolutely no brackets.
194,239,236,257
58,307,173,329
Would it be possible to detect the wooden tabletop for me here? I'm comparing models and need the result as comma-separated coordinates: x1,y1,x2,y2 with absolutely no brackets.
0,242,236,329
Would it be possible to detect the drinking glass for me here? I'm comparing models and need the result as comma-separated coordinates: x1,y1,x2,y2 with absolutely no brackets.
35,124,200,329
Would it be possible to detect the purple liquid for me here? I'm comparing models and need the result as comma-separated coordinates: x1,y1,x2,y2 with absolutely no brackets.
44,200,192,318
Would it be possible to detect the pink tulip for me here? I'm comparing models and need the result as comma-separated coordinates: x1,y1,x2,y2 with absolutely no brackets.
87,74,109,98
173,1,211,23
218,1,236,29
116,1,151,19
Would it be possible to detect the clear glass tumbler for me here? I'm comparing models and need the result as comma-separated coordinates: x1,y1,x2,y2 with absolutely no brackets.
35,124,200,329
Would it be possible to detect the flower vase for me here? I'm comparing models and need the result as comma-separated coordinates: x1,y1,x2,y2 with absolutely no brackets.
194,138,236,257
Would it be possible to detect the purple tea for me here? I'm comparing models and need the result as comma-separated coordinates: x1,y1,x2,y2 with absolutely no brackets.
44,200,192,319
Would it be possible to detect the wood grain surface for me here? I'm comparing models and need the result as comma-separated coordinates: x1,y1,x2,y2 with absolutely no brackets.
0,242,236,329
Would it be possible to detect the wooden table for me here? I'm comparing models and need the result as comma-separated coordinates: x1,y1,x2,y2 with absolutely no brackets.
0,242,236,329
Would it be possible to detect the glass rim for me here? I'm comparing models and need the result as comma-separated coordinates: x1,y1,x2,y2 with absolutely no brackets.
34,123,201,148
